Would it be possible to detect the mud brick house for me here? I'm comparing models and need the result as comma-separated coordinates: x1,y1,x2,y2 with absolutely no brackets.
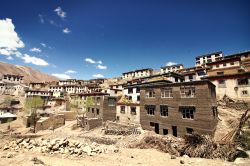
84,93,117,121
195,51,223,67
78,93,117,130
179,66,207,82
136,80,217,137
1,74,24,84
29,82,49,90
160,64,184,74
58,79,77,86
203,51,250,101
122,68,153,79
116,84,141,124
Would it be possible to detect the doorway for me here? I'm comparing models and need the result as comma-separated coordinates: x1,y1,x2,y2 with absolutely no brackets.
172,126,177,137
154,123,159,134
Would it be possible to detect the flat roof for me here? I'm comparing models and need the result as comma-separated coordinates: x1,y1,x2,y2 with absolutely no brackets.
122,68,153,75
206,56,240,65
3,74,24,77
196,51,223,59
202,72,250,79
161,64,183,69
128,79,215,88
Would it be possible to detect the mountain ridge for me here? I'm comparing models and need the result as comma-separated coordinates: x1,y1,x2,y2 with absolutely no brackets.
0,61,58,84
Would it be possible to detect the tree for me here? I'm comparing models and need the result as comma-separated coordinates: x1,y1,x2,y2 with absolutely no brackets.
76,96,94,127
24,96,44,133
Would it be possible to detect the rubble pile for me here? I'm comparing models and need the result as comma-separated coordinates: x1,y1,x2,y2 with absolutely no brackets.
218,95,248,110
2,138,119,157
129,132,240,161
129,132,185,157
183,134,239,161
104,121,142,136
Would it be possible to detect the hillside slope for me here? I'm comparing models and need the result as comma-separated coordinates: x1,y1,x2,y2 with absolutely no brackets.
0,61,58,84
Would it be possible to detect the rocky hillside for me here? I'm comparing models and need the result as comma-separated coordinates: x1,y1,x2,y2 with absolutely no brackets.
0,61,58,84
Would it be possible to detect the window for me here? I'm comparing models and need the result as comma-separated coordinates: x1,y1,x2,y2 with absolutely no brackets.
238,79,249,86
180,107,195,119
128,96,132,101
145,105,155,115
216,64,219,68
186,128,194,134
217,71,224,75
230,62,234,66
120,106,125,114
150,122,155,127
223,63,226,67
180,87,195,98
212,106,218,118
218,80,226,88
96,109,99,115
88,107,90,112
146,90,156,98
175,77,178,82
96,97,101,105
136,87,140,93
163,129,168,135
242,90,248,96
137,95,140,101
160,105,168,117
188,75,193,80
92,108,94,113
128,88,133,94
161,88,173,98
130,107,136,115
108,98,116,106
197,71,206,76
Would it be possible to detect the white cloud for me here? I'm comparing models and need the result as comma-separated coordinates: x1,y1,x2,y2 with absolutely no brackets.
85,58,104,65
65,70,77,74
85,58,96,64
166,61,177,66
62,28,71,34
52,73,71,80
38,14,44,24
92,74,104,78
21,54,49,66
40,43,46,47
0,18,25,56
6,56,13,60
54,7,66,18
30,47,41,53
96,64,107,70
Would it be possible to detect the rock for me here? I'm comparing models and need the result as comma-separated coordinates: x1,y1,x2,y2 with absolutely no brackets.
7,153,14,158
108,145,119,153
82,146,92,154
25,138,30,143
3,145,9,150
170,155,176,159
234,158,247,164
52,144,60,151
16,138,24,144
180,160,185,164
31,157,45,165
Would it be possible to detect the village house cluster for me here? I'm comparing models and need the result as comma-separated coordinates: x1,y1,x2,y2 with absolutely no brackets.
1,50,249,137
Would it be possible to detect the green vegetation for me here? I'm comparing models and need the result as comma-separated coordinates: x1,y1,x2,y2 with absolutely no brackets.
24,96,44,133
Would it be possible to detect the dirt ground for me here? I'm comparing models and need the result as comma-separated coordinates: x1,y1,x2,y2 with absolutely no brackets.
0,106,250,166
1,148,250,166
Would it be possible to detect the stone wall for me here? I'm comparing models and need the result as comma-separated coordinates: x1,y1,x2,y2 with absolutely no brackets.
59,111,77,121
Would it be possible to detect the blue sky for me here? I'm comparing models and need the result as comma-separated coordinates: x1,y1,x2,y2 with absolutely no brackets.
0,0,249,79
